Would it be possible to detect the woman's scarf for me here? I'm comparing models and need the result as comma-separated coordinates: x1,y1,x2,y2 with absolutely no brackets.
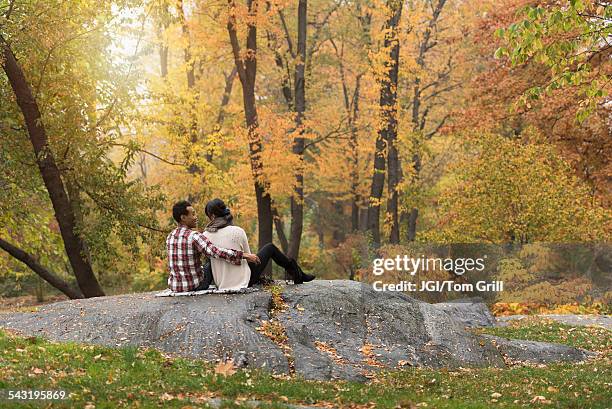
204,214,233,232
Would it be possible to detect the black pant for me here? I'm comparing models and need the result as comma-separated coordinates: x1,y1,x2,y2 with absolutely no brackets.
199,243,290,289
247,243,291,286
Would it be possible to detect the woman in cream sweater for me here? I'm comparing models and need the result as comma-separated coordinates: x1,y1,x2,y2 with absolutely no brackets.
201,198,314,290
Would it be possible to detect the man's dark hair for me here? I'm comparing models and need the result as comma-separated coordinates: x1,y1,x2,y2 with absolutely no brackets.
172,200,192,223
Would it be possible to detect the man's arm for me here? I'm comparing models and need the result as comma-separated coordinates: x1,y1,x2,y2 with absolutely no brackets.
192,232,243,265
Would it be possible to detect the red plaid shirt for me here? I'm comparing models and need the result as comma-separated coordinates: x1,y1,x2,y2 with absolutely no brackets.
166,226,243,292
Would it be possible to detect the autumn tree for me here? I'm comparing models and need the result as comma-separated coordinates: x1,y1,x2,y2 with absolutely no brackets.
423,129,610,242
398,0,460,242
367,0,404,247
329,0,372,232
1,0,163,298
456,0,611,208
495,0,611,122
227,0,274,253
1,3,104,297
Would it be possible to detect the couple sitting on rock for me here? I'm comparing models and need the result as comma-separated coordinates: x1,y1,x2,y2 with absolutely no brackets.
166,199,315,292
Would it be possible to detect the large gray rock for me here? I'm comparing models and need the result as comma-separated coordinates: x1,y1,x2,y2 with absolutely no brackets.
482,335,597,364
279,281,504,381
496,314,612,330
433,297,497,327
0,290,288,374
0,280,594,381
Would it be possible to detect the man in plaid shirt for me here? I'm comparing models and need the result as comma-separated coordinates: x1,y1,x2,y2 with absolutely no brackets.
166,200,260,292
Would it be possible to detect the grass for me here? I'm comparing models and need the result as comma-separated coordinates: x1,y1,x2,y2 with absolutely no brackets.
0,317,610,408
475,316,612,352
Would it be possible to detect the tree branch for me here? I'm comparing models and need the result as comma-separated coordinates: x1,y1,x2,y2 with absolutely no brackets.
426,114,450,139
278,9,296,59
75,181,169,234
107,142,186,167
0,237,84,299
5,0,15,19
227,0,247,85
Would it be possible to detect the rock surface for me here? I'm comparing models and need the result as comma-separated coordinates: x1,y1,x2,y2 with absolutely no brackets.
482,335,597,364
433,297,497,327
496,314,612,330
0,280,594,381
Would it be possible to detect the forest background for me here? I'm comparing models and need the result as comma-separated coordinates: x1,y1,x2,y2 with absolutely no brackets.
0,0,610,303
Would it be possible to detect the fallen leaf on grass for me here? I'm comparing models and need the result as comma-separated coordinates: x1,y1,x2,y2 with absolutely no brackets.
530,395,551,404
160,392,174,401
214,359,236,377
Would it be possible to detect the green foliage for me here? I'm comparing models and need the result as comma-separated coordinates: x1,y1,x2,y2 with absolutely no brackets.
494,244,604,305
494,0,611,121
0,0,166,292
328,231,375,280
130,258,167,292
423,129,611,243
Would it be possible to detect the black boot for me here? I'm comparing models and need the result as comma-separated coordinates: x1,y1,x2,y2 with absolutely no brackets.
285,259,303,284
295,261,315,282
284,259,315,284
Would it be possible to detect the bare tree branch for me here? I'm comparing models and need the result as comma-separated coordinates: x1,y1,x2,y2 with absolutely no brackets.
0,237,84,299
278,9,296,58
5,0,15,19
107,142,186,167
426,114,450,139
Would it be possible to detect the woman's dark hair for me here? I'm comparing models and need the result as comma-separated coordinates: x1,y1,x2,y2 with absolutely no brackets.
205,198,232,219
172,200,192,223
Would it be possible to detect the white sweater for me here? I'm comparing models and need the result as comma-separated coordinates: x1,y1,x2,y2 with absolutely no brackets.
202,226,251,290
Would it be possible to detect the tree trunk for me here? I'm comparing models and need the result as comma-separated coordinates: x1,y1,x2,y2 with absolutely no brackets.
206,67,238,162
272,206,289,253
1,37,104,297
352,6,371,232
331,200,345,245
359,207,368,231
227,0,274,260
349,78,361,232
367,0,403,247
216,67,238,126
406,207,418,241
288,0,307,259
178,0,196,89
337,49,363,233
367,131,386,246
155,1,170,78
177,0,201,174
159,45,169,77
35,276,44,302
0,237,84,299
387,138,400,243
406,0,447,241
406,153,421,241
384,0,403,244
